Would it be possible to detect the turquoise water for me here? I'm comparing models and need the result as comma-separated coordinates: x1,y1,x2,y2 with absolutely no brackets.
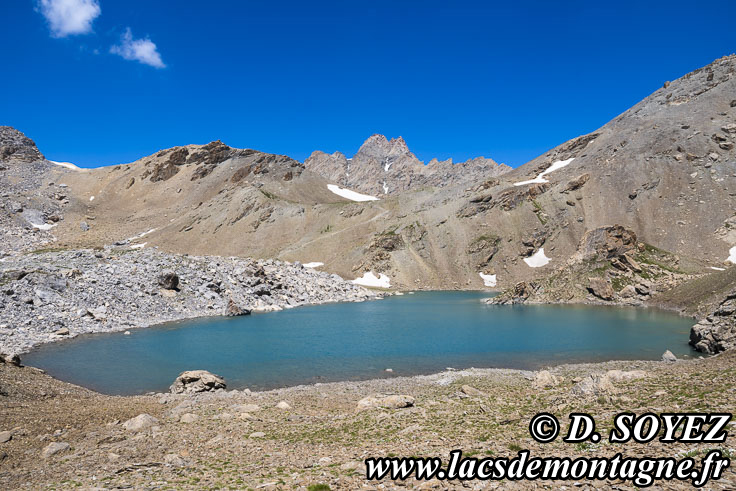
23,292,697,395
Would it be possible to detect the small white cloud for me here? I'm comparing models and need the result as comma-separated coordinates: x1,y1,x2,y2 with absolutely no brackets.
38,0,101,38
110,28,166,68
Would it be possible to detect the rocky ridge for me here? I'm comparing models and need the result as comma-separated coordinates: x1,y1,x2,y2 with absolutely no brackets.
305,134,511,196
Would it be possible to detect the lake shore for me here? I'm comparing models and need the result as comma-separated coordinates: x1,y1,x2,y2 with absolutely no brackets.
0,248,379,356
2,349,734,489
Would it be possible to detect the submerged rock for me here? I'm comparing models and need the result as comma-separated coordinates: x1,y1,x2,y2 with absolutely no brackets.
170,370,226,394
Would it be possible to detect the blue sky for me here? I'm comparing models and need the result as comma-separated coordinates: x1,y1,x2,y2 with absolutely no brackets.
1,1,734,168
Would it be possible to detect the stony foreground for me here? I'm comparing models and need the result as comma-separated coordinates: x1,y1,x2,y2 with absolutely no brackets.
0,248,377,354
1,352,735,490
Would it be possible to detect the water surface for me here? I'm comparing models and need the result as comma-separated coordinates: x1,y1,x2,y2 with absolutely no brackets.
24,291,697,395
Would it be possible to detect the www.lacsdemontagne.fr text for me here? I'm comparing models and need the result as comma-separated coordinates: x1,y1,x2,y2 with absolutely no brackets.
365,449,729,487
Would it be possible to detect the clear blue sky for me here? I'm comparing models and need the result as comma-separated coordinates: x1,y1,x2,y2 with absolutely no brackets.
1,1,734,168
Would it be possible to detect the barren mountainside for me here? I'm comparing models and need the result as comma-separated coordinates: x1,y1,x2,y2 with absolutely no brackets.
1,56,735,299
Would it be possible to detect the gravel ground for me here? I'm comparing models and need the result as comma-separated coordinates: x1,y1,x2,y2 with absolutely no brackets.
1,351,734,490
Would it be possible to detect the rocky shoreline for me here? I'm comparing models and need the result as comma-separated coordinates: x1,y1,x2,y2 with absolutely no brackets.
0,247,378,356
1,348,734,489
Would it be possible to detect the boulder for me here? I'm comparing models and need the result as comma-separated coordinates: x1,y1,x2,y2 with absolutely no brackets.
0,353,20,366
562,173,590,193
587,277,614,301
661,350,677,362
571,374,616,397
158,272,179,290
232,403,261,413
41,442,70,458
605,369,647,382
275,401,291,410
575,225,637,261
170,370,226,394
689,291,736,353
225,299,250,317
460,385,487,397
619,285,637,298
532,370,560,389
0,431,11,443
179,413,199,423
54,327,70,336
621,253,642,272
357,394,415,410
122,414,159,432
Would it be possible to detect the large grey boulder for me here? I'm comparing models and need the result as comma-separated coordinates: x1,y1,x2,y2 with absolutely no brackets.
170,370,226,394
661,350,678,362
122,414,159,432
357,394,415,410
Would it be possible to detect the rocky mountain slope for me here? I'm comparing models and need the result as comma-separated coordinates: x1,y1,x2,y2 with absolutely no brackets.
305,134,511,196
1,56,735,299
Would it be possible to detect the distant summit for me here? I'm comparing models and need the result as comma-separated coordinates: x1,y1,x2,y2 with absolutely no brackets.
305,134,511,195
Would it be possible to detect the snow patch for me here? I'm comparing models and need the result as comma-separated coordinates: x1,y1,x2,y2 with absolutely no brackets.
382,181,389,194
303,262,324,268
728,247,736,264
89,196,95,201
514,158,575,186
711,266,726,271
524,248,550,268
130,243,146,249
327,184,379,202
352,271,391,288
479,272,497,287
49,160,82,171
30,222,56,231
384,161,392,172
131,228,156,240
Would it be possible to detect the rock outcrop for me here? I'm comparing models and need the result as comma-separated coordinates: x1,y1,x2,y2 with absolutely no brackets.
690,291,736,353
170,370,227,394
0,126,44,162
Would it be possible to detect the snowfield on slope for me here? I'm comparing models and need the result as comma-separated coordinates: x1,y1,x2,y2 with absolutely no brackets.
302,262,324,268
728,246,736,264
479,272,497,287
524,248,550,267
30,222,56,231
49,160,83,171
327,184,378,202
352,271,391,288
514,158,574,186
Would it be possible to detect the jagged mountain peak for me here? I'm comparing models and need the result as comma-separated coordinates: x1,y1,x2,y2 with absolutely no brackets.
356,134,413,161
